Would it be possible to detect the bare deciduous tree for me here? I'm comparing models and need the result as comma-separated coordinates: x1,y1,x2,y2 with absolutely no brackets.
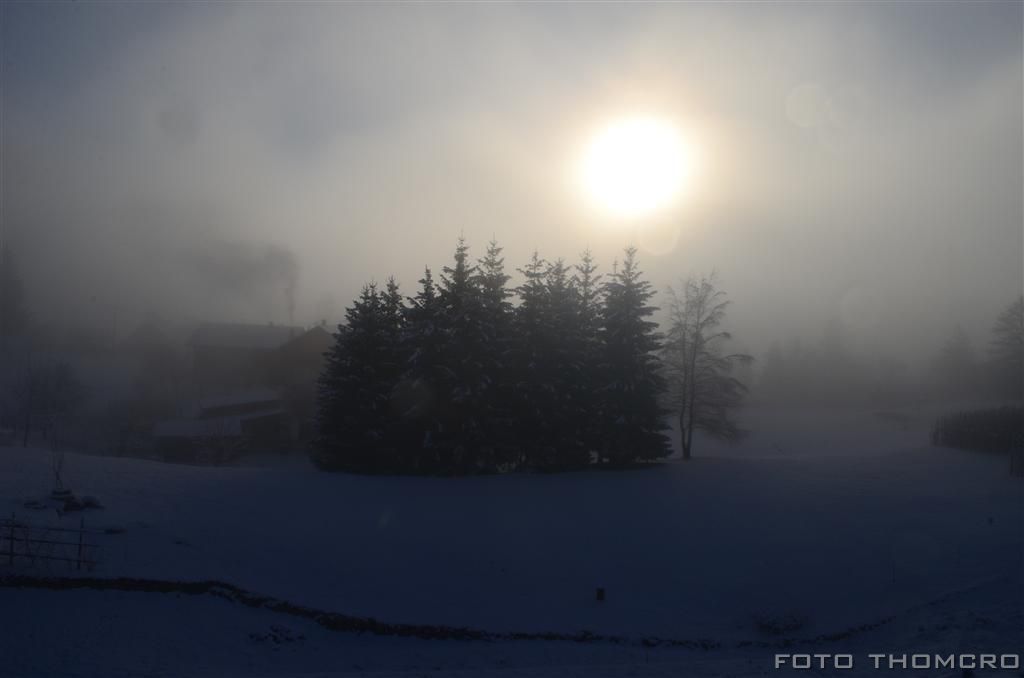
662,274,752,460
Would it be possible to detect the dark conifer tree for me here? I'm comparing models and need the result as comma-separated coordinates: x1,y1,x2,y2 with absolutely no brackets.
377,276,407,465
599,247,670,465
395,268,447,472
512,251,552,469
509,253,589,470
315,283,396,472
573,249,605,461
436,237,488,472
474,239,516,470
380,277,406,388
543,258,590,469
382,277,404,335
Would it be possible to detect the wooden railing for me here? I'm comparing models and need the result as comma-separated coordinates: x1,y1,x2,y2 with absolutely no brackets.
0,517,100,571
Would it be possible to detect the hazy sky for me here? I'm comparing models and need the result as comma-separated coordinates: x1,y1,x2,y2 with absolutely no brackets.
2,1,1021,361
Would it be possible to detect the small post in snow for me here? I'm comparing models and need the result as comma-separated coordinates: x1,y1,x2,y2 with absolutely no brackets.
6,513,13,566
77,517,85,571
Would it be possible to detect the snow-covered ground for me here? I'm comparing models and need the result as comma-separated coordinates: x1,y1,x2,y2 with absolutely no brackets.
1,406,1021,677
3,569,1020,677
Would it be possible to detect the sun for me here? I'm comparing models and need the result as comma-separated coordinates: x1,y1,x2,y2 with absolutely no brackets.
578,116,694,220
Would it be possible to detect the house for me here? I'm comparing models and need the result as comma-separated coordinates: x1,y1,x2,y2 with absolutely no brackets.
153,387,290,464
157,323,333,459
190,322,304,395
263,325,332,442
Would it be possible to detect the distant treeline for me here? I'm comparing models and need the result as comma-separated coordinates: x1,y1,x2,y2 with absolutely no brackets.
932,406,1023,454
756,296,1024,406
313,239,669,474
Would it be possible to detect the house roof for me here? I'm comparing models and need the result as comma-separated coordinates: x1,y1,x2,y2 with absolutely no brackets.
275,325,333,356
197,387,281,412
154,417,243,438
190,323,304,350
154,407,286,438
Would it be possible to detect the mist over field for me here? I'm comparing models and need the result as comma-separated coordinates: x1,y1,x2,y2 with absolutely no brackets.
3,2,1021,367
1,3,1022,678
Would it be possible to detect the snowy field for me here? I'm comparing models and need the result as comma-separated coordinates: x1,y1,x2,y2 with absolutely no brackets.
1,406,1022,677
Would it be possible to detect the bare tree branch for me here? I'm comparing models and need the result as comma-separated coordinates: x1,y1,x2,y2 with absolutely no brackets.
661,273,752,459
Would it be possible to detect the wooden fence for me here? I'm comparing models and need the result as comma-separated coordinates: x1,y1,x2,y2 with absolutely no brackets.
0,516,100,571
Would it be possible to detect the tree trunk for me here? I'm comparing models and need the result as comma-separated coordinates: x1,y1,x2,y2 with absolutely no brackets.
22,407,30,447
684,408,694,460
679,411,690,460
685,331,700,460
684,379,697,460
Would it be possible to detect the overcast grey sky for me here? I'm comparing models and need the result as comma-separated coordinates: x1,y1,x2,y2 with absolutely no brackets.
2,1,1021,361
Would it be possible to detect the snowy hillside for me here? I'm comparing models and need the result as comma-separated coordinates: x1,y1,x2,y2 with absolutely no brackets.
1,407,1021,676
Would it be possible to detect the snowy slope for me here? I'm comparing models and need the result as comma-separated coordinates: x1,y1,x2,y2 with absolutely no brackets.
1,568,1021,677
1,406,1021,676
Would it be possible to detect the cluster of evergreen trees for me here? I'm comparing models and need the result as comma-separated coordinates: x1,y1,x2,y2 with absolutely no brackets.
314,238,669,474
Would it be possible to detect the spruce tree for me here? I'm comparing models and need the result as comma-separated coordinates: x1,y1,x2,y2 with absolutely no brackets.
573,249,605,462
543,258,590,469
509,253,590,470
382,277,405,337
396,268,447,472
474,239,516,470
437,237,488,472
599,247,670,465
315,283,396,472
512,251,553,469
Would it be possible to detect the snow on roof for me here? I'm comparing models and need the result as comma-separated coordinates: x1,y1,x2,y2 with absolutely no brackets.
190,323,304,350
154,408,286,438
154,417,243,438
198,387,281,411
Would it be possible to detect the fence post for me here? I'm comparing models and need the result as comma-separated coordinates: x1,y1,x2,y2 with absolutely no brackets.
6,514,11,566
77,517,85,571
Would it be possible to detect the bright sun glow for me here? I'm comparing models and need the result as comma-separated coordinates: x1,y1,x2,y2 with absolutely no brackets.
578,116,694,220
